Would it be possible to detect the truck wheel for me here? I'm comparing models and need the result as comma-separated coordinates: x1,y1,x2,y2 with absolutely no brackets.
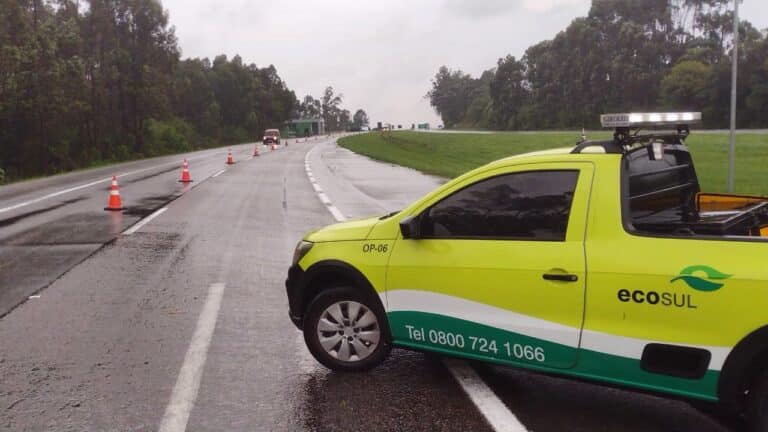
745,371,768,432
303,286,390,371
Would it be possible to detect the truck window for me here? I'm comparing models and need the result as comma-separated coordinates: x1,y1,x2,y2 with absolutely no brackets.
625,145,768,238
625,144,699,234
420,170,579,240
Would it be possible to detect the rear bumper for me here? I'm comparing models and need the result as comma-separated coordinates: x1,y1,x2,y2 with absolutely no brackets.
285,264,305,329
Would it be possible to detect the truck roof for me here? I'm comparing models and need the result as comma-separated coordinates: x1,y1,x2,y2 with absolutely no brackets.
486,146,615,170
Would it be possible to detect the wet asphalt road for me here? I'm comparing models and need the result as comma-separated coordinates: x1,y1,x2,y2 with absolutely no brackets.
0,142,260,318
0,137,739,431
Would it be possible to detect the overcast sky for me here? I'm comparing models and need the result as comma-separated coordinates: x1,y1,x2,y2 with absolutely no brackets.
162,0,768,128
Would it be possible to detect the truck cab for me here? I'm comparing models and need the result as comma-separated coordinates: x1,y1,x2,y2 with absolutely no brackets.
287,112,768,430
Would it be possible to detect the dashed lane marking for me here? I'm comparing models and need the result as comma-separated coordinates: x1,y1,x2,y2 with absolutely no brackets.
158,282,226,432
122,207,168,235
211,169,226,178
303,140,528,432
303,147,345,222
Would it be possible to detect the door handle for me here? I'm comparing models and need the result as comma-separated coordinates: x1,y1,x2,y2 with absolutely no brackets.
542,273,578,282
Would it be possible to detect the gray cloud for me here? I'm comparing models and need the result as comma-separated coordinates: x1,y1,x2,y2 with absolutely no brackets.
442,0,520,18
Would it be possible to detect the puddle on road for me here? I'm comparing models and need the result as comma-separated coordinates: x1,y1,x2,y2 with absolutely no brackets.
1,212,129,246
111,165,180,187
0,196,87,229
297,350,490,432
122,194,178,218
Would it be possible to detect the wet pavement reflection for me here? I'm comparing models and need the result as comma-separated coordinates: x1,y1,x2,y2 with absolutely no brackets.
299,350,491,432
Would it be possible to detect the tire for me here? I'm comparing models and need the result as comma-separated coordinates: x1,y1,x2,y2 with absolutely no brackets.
690,401,742,430
303,286,390,371
745,372,768,432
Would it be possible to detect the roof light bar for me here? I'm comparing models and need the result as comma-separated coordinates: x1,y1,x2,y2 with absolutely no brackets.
600,112,702,128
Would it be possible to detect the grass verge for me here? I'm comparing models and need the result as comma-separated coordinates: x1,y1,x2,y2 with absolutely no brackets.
338,131,768,194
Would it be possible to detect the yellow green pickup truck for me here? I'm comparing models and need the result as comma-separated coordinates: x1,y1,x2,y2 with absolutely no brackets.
286,112,768,430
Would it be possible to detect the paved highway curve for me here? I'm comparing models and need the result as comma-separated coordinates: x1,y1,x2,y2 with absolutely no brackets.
0,137,737,431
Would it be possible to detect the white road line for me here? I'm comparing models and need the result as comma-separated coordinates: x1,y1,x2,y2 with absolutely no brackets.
303,147,345,222
211,169,226,178
327,205,346,222
159,282,226,432
316,192,331,205
443,358,528,432
304,141,525,432
0,151,227,215
0,176,111,214
122,207,168,235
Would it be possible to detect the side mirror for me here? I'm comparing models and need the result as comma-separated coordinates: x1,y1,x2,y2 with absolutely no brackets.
399,215,421,239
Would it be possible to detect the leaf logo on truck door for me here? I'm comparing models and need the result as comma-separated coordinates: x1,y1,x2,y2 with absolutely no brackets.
670,265,731,292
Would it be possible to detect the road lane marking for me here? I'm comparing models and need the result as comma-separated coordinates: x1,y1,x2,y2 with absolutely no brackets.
211,169,226,178
443,358,528,432
0,177,113,214
304,141,526,432
304,147,345,222
122,207,168,235
159,282,226,432
0,150,233,215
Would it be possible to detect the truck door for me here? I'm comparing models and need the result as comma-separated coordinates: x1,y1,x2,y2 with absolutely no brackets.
385,163,593,369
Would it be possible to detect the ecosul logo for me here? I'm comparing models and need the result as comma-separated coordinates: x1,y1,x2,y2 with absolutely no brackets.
617,265,729,309
670,265,731,292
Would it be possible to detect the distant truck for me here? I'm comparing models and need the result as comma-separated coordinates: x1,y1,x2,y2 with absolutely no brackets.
263,129,281,146
287,112,768,430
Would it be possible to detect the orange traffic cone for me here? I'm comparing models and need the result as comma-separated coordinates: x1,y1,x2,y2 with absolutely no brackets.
226,149,235,165
253,146,260,157
179,159,193,182
104,176,124,211
270,143,276,151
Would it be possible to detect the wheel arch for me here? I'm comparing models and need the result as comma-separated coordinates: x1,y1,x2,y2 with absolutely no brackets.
718,324,768,410
301,260,390,337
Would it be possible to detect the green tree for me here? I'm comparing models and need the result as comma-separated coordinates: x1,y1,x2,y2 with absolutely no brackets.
659,60,712,111
352,109,369,129
426,66,476,129
321,86,343,131
489,56,528,129
298,95,322,118
429,0,768,131
0,0,298,182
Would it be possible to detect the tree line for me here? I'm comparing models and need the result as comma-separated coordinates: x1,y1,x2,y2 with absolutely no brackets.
0,1,366,183
295,86,369,132
428,0,768,130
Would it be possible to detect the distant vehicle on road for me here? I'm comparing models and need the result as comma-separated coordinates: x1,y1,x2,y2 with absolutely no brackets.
287,112,768,431
263,129,281,145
